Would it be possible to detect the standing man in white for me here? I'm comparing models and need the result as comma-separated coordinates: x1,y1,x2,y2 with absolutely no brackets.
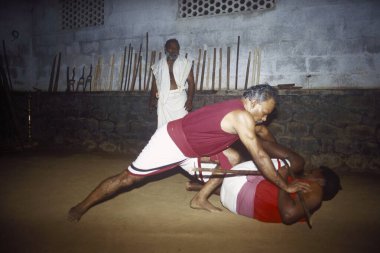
149,39,195,128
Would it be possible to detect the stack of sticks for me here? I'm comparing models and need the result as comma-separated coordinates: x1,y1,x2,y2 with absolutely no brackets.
54,34,263,92
0,40,24,148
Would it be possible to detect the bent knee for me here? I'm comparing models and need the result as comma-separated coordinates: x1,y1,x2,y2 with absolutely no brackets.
119,170,145,186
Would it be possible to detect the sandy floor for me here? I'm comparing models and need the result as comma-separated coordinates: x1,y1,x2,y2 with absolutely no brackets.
0,150,380,253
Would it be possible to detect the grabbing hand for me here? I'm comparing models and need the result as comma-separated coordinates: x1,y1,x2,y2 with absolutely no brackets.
285,180,311,194
185,99,193,112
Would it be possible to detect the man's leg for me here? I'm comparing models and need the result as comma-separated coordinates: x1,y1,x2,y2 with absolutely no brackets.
188,148,242,212
185,181,204,191
68,170,144,222
189,176,223,212
186,181,221,194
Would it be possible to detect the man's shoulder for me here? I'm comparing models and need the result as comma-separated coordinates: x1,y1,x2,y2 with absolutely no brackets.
152,58,166,68
175,55,191,65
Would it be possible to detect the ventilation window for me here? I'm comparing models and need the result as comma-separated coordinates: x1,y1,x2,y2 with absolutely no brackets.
179,0,275,18
61,0,104,30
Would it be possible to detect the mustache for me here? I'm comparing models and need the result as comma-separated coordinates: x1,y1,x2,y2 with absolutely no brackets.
166,52,179,60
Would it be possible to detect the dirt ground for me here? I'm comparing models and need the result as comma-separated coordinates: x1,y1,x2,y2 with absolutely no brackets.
0,150,380,253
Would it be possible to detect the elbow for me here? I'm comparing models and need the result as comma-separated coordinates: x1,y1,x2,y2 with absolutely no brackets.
280,211,297,225
288,154,305,175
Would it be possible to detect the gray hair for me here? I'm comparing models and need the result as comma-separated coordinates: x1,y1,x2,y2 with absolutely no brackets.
242,84,278,103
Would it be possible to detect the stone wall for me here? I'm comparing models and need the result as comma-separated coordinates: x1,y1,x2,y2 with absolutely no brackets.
7,89,380,174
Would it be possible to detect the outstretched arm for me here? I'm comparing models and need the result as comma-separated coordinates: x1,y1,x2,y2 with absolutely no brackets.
225,111,310,194
260,140,305,176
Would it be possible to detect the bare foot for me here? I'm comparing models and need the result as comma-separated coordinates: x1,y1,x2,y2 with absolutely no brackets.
67,205,86,222
185,181,203,191
190,195,222,212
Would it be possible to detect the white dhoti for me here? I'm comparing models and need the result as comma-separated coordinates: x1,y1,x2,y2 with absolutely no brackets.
152,56,192,128
157,89,188,128
220,159,289,214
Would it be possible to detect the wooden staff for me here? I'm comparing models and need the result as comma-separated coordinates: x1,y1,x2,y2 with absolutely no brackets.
138,55,142,91
0,54,23,149
251,48,257,86
120,46,127,90
206,55,210,90
192,167,262,176
200,49,207,91
53,52,61,92
118,54,123,90
130,51,137,91
124,44,132,91
195,49,201,89
227,46,230,90
146,50,156,91
257,48,261,85
126,46,133,91
48,54,57,92
235,35,240,90
143,32,149,90
244,51,251,89
131,43,142,91
282,159,313,229
109,54,115,91
212,47,216,90
2,40,13,90
94,57,102,91
219,48,222,90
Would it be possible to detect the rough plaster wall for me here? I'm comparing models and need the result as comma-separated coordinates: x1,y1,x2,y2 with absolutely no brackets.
1,0,379,91
0,0,36,89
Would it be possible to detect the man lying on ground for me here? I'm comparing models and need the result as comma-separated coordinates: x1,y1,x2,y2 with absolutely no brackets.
186,141,342,225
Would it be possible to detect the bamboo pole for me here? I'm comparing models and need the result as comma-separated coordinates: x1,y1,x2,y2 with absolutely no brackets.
120,46,127,90
244,51,251,89
212,47,216,90
130,52,137,91
126,46,133,91
195,48,201,89
94,57,102,91
200,49,207,91
146,50,156,91
227,46,230,90
206,55,210,90
138,55,142,91
251,48,257,86
143,32,149,90
219,48,222,90
109,54,115,91
235,36,240,90
257,48,261,85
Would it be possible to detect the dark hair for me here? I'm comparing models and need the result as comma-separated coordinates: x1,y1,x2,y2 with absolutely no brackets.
165,39,180,50
242,84,278,103
320,166,342,201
